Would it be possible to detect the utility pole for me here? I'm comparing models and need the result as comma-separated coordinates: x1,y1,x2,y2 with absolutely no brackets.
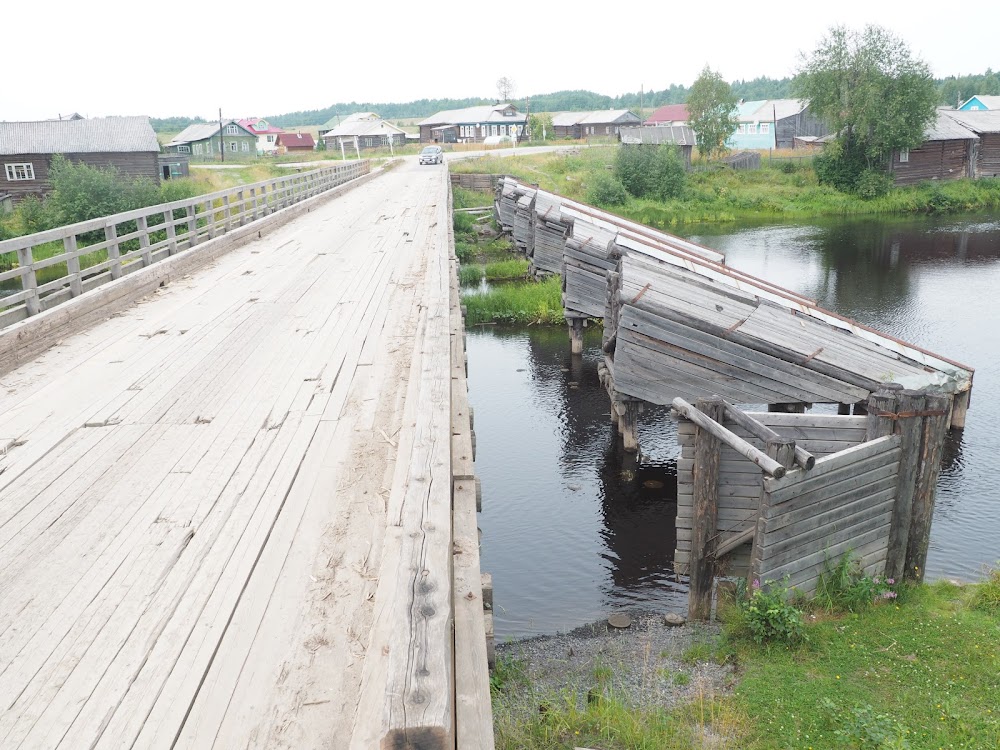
640,85,644,118
219,108,225,163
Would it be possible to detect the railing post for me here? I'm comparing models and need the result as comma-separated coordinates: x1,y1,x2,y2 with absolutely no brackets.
163,210,178,255
205,200,217,239
186,204,198,247
105,222,122,280
237,190,246,226
137,215,152,267
222,194,231,231
16,245,40,316
249,187,259,220
64,234,83,297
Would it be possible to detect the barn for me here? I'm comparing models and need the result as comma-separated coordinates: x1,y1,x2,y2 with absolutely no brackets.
941,109,1000,178
0,116,160,205
890,112,978,186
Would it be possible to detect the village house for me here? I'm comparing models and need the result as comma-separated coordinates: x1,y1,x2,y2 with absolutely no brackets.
318,112,380,140
889,111,979,185
322,117,406,152
238,117,285,155
166,120,258,158
958,95,1000,111
644,104,689,126
618,125,696,167
727,99,827,150
418,104,526,143
276,132,315,154
942,109,1000,178
0,115,160,204
551,110,641,139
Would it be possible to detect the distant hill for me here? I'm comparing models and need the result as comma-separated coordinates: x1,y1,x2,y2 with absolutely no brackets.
148,71,1000,132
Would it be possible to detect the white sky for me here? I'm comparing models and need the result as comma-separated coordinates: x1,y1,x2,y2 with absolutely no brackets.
5,0,998,122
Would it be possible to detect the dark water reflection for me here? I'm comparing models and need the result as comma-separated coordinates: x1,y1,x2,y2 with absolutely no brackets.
473,213,1000,639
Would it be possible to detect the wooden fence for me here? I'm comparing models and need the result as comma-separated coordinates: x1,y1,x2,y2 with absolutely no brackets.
449,173,506,192
674,387,952,618
0,161,371,329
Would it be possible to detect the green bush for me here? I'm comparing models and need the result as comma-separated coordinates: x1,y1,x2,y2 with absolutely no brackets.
613,145,686,201
586,171,628,206
856,169,894,200
728,577,806,645
453,211,476,238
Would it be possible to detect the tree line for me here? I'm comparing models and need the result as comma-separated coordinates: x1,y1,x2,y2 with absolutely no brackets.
149,70,998,133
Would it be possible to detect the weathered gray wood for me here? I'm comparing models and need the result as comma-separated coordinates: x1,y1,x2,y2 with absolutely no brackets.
760,523,891,582
885,390,925,580
866,385,902,440
765,476,899,531
764,435,900,496
673,398,787,478
904,394,951,582
722,401,815,470
949,388,970,429
689,397,723,620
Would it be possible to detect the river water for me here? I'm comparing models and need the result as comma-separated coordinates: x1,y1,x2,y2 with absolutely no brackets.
470,213,1000,639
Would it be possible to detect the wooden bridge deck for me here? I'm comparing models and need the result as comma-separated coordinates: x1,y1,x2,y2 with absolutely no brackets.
0,162,477,748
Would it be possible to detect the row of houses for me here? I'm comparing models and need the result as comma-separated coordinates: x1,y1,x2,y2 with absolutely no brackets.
164,119,315,157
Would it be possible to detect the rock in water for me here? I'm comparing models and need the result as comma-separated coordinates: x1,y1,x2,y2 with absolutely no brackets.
608,613,631,629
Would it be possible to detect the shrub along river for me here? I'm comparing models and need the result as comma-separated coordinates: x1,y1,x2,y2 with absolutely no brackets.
468,213,1000,639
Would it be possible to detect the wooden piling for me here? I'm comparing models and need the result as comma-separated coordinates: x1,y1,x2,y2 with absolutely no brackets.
950,388,971,429
904,393,951,582
568,318,584,355
621,401,640,453
749,437,796,590
865,385,902,441
885,389,925,581
689,397,724,621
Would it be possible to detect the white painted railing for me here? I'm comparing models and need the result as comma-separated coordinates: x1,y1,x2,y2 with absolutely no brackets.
0,160,371,328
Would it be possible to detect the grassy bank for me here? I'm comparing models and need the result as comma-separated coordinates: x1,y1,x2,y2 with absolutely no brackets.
454,206,565,325
451,147,1000,225
492,570,1000,749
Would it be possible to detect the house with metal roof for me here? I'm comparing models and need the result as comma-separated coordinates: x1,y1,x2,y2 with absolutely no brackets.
644,104,689,126
165,120,258,159
418,104,526,143
0,116,160,205
237,118,285,155
551,110,641,139
618,125,696,167
890,111,979,185
727,99,828,150
941,109,1000,178
321,118,406,151
318,112,380,139
958,95,1000,111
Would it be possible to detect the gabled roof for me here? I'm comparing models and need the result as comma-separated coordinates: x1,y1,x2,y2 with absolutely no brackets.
167,120,256,146
322,119,406,139
736,99,809,122
961,95,1000,110
551,110,640,127
645,104,689,124
941,108,1000,134
619,125,696,146
277,132,315,148
0,116,159,156
238,117,284,135
319,112,380,130
419,104,524,126
924,111,980,141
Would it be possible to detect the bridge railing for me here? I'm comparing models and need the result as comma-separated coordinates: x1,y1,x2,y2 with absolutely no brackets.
0,160,371,329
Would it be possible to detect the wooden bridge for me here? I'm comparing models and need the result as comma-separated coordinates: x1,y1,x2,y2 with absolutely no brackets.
0,161,493,748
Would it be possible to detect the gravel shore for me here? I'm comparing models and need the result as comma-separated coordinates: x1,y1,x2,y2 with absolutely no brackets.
494,610,736,715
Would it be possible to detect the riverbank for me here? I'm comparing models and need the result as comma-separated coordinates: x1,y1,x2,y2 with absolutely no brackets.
491,574,1000,749
450,147,1000,226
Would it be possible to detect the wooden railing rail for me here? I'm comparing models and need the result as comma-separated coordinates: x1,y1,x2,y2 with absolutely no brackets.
0,160,371,328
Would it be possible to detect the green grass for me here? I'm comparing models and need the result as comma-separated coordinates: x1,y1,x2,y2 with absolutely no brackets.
462,275,563,325
450,146,1000,224
453,186,494,209
458,264,484,285
484,258,529,281
492,577,1000,749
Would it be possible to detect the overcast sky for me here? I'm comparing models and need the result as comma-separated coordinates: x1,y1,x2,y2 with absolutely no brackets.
5,0,998,122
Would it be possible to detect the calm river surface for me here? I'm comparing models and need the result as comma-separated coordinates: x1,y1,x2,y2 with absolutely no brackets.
470,213,1000,639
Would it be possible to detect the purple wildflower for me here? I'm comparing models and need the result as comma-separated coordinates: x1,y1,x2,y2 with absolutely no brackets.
752,579,761,590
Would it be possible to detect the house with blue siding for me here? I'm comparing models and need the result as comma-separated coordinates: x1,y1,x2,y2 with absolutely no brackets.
726,99,828,150
959,95,1000,111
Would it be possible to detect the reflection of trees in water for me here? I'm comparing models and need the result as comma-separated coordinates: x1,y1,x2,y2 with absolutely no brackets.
519,327,684,598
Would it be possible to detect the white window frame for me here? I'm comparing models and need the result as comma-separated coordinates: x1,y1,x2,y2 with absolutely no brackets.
760,123,770,134
266,135,275,143
491,125,498,136
225,124,239,135
241,141,250,152
230,141,238,152
737,124,746,135
4,162,35,181
899,149,910,163
747,123,757,135
177,145,191,154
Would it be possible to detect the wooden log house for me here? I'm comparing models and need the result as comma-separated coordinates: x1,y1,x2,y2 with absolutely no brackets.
941,108,1000,178
891,112,979,185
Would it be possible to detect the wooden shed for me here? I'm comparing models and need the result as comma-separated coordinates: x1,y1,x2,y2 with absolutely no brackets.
891,113,978,186
941,109,1000,178
276,132,315,153
0,116,160,205
551,110,642,139
618,126,695,167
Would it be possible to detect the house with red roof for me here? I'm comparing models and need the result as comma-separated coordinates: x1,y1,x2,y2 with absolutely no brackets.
238,117,285,155
644,104,689,126
276,132,315,154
